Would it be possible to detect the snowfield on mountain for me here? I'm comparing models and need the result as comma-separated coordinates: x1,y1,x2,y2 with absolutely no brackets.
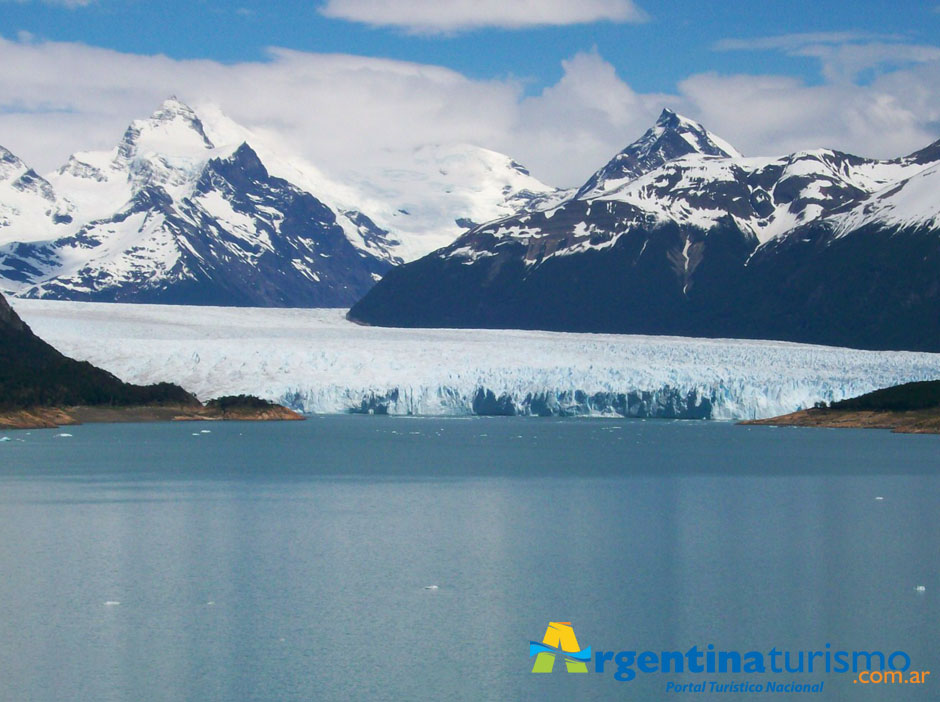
349,110,940,352
0,98,557,305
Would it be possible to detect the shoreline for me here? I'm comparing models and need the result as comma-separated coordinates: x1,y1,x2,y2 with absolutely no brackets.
7,404,940,434
0,403,305,430
740,408,940,434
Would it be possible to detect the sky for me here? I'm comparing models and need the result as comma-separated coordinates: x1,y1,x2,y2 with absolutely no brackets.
1,0,939,186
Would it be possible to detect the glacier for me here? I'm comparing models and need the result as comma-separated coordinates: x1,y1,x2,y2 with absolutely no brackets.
10,298,940,420
12,299,940,421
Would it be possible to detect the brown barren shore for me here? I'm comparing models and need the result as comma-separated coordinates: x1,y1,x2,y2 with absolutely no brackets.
741,408,940,434
0,403,305,430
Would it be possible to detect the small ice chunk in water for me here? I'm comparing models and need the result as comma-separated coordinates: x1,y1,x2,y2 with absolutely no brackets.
424,585,439,590
104,601,121,606
875,496,885,501
0,437,10,442
201,430,211,434
914,586,926,593
56,433,73,438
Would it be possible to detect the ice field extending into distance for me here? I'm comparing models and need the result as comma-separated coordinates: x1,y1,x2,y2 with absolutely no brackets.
13,300,940,421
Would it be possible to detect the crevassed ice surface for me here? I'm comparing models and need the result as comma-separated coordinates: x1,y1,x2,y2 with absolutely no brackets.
13,300,940,420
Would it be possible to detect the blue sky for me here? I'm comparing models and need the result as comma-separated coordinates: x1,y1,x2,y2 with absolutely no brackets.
1,0,939,185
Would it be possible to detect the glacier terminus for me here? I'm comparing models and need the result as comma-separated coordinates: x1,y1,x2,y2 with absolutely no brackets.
12,300,940,421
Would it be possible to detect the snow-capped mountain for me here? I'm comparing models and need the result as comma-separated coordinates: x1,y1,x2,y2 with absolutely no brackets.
829,161,940,234
0,98,556,306
349,110,940,352
0,146,75,241
575,109,741,200
0,98,401,306
333,142,562,261
733,160,940,352
189,103,560,262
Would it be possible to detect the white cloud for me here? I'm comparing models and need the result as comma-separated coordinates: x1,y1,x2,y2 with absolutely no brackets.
513,50,669,178
674,71,937,160
0,38,525,174
715,32,940,83
714,32,893,52
0,36,937,190
798,42,940,83
318,0,647,34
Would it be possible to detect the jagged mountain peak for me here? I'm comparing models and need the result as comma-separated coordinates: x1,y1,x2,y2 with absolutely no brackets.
151,96,200,121
2,105,402,306
0,144,22,162
575,108,741,199
655,107,695,130
0,145,69,241
215,141,267,173
0,145,28,183
116,96,215,165
2,97,559,303
651,108,740,155
197,141,271,192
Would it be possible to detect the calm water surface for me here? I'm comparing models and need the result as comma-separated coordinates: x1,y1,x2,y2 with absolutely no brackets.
0,416,937,701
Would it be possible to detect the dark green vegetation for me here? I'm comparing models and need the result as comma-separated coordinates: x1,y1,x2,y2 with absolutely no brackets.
0,293,197,409
744,379,940,434
828,380,940,412
205,394,279,411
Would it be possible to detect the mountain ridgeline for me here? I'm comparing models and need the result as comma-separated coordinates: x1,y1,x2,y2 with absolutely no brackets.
0,99,401,307
0,98,559,307
349,110,940,352
2,100,937,352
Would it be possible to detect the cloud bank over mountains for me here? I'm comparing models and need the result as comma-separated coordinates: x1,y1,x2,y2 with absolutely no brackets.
0,32,937,187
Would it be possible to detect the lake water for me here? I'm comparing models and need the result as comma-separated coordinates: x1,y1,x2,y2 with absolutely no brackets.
0,417,937,701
